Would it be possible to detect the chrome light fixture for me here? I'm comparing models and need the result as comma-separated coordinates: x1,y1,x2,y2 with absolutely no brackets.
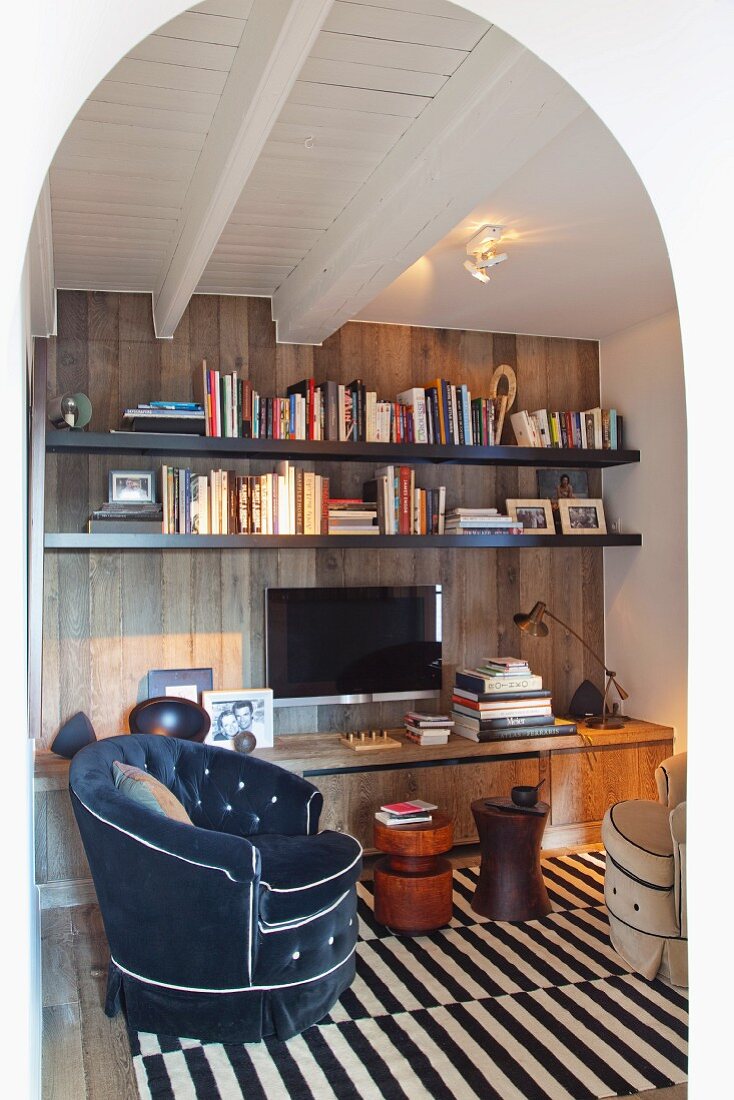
463,224,508,283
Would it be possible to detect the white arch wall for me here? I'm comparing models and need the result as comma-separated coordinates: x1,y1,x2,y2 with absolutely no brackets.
601,310,688,749
2,2,731,1094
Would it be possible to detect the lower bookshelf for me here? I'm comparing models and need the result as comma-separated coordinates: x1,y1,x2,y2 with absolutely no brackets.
34,718,673,906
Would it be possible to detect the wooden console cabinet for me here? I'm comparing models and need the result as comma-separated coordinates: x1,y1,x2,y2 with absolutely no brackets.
253,719,673,852
33,718,673,906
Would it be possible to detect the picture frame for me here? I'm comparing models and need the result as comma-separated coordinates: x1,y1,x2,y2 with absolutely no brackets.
558,498,607,535
535,468,590,530
147,667,213,704
109,469,155,504
506,498,555,534
202,688,274,751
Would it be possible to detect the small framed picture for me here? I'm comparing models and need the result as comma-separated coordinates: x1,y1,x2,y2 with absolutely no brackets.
202,689,274,751
558,498,607,534
506,499,555,534
109,469,155,503
147,667,213,703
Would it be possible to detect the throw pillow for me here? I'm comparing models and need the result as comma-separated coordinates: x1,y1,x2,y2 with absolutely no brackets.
112,760,193,825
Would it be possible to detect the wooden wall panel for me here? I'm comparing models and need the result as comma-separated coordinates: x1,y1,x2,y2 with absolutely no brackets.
550,739,674,825
42,291,604,747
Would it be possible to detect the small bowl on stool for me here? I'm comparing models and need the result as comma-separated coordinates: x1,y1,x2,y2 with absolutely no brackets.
510,779,545,807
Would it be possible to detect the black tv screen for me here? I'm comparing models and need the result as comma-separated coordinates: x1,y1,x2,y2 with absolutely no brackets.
266,585,442,705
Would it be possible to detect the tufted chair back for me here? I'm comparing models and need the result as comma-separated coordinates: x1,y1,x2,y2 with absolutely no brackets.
70,735,362,1043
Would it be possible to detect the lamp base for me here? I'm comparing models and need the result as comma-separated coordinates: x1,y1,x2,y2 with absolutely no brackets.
585,716,626,730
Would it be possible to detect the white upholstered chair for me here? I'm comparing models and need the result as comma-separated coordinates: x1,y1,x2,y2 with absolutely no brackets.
601,752,687,986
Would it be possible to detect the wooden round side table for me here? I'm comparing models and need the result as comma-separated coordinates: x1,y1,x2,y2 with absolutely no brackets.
470,799,552,921
373,813,454,935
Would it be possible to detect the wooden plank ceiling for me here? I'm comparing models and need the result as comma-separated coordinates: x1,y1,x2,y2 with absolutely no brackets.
49,0,489,301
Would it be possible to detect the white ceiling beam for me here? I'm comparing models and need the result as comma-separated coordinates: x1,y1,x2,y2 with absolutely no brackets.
28,175,56,336
153,0,333,339
271,27,587,345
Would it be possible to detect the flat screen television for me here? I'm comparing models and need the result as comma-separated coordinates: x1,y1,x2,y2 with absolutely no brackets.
266,585,442,707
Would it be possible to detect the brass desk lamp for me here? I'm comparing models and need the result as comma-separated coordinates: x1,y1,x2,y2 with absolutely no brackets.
513,601,628,730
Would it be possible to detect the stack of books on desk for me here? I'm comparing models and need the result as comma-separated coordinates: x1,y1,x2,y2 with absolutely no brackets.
444,508,523,535
403,712,454,745
452,657,572,741
374,800,437,826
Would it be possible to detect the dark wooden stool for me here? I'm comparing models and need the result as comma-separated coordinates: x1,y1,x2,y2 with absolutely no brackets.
470,798,552,921
373,812,454,935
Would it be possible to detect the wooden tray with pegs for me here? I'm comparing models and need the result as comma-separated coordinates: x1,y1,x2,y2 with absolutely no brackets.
339,730,403,752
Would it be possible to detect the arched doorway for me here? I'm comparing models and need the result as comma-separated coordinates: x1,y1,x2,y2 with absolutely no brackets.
6,1,730,1093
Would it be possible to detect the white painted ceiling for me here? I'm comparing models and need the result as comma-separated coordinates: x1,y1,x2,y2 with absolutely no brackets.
356,109,676,339
46,0,675,343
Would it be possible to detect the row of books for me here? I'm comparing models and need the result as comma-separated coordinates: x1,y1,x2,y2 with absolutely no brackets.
403,711,454,746
160,463,330,535
125,367,509,446
363,467,447,535
452,656,572,742
510,407,623,450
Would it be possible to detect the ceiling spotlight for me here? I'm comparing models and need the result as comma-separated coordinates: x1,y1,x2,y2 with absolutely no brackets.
463,224,508,284
463,259,491,283
475,252,508,270
466,224,503,253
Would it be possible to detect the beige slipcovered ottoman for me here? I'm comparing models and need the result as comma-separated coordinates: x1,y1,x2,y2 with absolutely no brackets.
601,753,687,986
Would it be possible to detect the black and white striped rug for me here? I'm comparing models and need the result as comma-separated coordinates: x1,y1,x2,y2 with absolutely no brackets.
131,852,688,1099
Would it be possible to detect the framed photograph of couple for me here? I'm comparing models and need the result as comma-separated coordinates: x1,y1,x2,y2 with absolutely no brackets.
506,499,555,534
202,688,274,752
558,498,607,535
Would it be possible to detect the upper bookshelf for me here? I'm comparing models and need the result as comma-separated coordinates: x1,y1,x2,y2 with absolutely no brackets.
46,430,640,469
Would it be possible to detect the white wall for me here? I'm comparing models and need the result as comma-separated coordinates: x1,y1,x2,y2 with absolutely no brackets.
3,1,733,1094
601,311,687,748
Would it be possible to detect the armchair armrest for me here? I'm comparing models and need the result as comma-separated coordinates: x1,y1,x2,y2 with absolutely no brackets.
655,751,687,809
669,800,686,938
70,786,262,990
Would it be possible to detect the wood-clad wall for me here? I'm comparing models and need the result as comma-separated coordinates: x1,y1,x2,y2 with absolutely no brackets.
41,290,603,747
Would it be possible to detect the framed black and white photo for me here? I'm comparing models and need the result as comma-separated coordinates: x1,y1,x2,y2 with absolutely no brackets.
109,469,155,504
558,498,607,535
147,667,213,703
506,498,555,534
202,688,274,751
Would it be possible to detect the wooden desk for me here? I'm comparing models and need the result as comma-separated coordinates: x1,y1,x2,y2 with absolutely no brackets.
33,718,673,906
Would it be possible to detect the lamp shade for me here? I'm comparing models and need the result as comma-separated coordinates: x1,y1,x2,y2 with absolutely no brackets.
513,601,549,637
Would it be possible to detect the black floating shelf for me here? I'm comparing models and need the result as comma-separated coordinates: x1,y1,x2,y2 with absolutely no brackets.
45,431,639,469
44,533,642,550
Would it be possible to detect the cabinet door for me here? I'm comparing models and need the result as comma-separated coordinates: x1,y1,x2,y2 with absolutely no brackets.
550,740,673,826
310,755,541,849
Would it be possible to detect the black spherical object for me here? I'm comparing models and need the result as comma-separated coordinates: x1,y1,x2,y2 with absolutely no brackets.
128,697,211,742
51,712,97,758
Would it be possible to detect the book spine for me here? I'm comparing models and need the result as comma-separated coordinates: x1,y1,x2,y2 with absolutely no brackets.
321,475,330,535
398,467,411,535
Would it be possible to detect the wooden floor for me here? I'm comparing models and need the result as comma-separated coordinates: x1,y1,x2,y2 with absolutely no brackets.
41,844,687,1100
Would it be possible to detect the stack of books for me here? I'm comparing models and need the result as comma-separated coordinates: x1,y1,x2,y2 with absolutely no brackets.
363,466,446,534
328,499,378,536
403,712,454,745
88,501,163,534
452,657,572,741
444,508,523,535
510,407,623,449
374,800,437,827
122,401,205,434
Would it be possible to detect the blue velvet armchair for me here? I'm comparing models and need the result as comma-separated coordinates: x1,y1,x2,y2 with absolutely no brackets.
69,734,362,1042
